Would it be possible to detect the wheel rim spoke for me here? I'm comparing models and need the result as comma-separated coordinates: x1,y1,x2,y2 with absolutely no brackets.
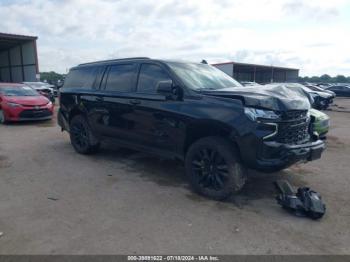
72,123,88,148
192,146,229,191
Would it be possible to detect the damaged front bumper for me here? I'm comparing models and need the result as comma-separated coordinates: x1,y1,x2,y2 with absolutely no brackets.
237,126,326,173
254,139,325,172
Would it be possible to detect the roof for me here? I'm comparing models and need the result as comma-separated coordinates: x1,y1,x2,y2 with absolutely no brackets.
78,57,150,66
211,61,299,71
77,58,213,67
0,32,38,51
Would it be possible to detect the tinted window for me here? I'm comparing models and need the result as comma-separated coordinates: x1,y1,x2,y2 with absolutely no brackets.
137,64,171,94
105,64,136,92
64,66,98,89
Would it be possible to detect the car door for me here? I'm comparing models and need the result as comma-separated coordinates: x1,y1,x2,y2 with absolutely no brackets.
130,63,184,154
345,86,350,97
94,63,139,141
78,65,107,133
339,86,350,96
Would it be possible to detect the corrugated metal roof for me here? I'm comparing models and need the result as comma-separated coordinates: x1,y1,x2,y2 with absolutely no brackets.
0,32,38,51
0,32,38,40
211,61,299,71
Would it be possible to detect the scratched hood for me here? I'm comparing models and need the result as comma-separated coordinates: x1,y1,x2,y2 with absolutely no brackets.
200,84,311,111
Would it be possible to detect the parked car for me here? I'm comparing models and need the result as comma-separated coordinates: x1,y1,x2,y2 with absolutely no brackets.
58,58,325,200
0,83,54,123
53,81,64,97
272,83,334,110
303,83,336,97
326,85,350,97
23,82,55,103
240,81,261,86
310,109,329,139
314,83,332,89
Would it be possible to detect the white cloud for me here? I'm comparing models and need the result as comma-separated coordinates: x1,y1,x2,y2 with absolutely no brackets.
0,0,349,76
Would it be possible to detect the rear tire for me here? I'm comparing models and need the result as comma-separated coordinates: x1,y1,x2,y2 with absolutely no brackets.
69,115,100,154
185,136,246,200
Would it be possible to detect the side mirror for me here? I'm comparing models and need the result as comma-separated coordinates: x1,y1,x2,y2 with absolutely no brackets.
157,80,183,100
157,80,174,95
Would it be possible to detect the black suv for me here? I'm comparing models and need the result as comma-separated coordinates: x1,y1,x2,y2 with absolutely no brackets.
58,57,325,200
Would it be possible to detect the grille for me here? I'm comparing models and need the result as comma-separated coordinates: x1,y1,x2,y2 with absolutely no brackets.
19,109,52,118
276,110,310,144
281,110,308,120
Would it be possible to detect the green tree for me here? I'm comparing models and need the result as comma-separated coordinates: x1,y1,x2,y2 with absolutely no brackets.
319,74,331,82
40,71,65,85
334,75,347,83
309,76,320,82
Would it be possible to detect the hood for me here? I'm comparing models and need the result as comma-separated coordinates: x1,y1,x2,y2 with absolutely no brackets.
325,90,336,96
311,91,332,98
200,84,311,111
4,95,50,106
33,86,53,91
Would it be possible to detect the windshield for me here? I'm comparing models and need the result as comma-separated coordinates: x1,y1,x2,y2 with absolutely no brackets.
0,86,39,96
167,62,242,90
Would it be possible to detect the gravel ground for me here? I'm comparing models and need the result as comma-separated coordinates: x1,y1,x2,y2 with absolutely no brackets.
0,98,349,255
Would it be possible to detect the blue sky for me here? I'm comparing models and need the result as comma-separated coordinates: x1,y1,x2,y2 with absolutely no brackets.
0,0,349,76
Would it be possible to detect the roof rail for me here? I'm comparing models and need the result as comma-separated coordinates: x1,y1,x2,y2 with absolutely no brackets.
78,57,150,66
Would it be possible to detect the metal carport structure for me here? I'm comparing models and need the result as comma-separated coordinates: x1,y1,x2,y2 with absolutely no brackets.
212,61,299,84
0,32,39,83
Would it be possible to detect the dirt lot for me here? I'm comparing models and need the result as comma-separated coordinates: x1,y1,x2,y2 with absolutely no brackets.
0,98,350,255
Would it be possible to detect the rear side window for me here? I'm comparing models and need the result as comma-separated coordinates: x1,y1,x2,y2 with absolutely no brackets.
137,64,171,94
64,66,98,89
105,64,136,92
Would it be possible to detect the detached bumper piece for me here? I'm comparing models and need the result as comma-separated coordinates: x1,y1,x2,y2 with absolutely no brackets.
274,180,326,220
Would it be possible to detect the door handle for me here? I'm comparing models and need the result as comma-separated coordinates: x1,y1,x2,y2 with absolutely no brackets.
129,99,141,105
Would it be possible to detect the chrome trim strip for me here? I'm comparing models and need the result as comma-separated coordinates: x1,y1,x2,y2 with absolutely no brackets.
261,122,278,140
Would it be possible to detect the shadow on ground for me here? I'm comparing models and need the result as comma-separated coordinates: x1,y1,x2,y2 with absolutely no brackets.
82,143,313,209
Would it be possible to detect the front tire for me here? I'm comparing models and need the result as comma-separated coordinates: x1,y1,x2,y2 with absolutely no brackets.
69,115,100,154
185,136,246,200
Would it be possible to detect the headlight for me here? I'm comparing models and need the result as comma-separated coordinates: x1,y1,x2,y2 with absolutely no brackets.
244,107,280,121
47,101,52,106
6,102,21,108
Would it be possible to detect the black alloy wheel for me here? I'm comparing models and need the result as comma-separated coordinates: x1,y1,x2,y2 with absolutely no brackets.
185,136,246,200
69,115,100,154
191,147,229,191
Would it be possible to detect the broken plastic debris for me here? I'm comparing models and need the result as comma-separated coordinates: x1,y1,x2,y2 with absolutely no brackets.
274,180,326,220
47,197,59,201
